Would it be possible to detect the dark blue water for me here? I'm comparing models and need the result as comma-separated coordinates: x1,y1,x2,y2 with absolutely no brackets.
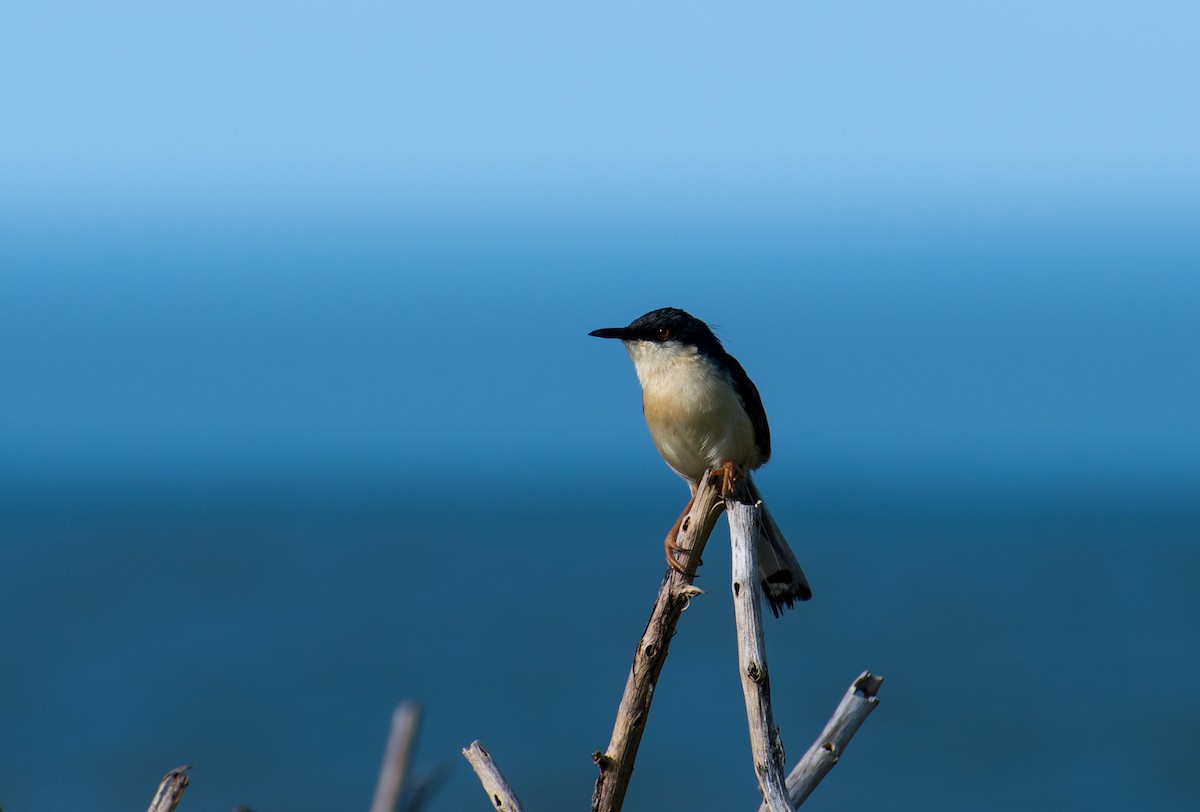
2,486,1197,811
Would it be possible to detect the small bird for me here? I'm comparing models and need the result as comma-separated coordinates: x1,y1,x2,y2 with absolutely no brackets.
590,307,812,614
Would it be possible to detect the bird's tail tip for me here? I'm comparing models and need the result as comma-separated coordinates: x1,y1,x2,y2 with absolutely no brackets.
762,572,813,617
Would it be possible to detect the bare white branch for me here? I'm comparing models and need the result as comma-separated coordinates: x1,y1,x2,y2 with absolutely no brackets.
462,741,526,812
147,766,190,812
727,499,791,812
758,671,883,810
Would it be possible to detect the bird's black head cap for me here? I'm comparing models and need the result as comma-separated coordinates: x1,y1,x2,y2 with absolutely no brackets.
589,307,725,356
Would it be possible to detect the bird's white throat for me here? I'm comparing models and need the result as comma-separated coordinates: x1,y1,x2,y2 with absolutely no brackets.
623,339,705,392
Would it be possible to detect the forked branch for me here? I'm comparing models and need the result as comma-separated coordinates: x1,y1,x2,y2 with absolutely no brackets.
462,468,884,811
757,671,884,810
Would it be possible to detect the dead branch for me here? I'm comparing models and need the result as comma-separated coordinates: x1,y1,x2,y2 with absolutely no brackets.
463,741,526,812
727,499,790,812
147,766,190,812
758,672,883,810
591,470,726,812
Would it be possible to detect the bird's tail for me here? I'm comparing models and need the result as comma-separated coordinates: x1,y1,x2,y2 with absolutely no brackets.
745,476,812,616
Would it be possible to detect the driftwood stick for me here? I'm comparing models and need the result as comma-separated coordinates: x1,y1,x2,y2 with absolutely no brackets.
371,701,423,812
462,741,526,812
727,499,790,812
591,470,727,812
758,672,883,811
147,766,190,812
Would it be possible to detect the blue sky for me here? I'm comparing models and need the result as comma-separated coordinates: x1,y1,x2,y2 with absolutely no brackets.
1,2,1197,503
4,2,1197,213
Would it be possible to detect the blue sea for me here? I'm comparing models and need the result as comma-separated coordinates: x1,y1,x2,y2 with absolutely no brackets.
3,489,1197,810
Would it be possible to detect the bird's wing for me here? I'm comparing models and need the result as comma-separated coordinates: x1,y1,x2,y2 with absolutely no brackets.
722,351,771,464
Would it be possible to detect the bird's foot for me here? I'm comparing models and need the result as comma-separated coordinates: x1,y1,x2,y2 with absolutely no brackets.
664,493,697,573
664,532,689,573
717,461,744,500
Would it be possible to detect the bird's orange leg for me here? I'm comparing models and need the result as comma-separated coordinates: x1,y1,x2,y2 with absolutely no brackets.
664,492,697,573
718,460,744,499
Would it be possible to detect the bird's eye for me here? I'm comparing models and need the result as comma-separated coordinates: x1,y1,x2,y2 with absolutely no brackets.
657,327,672,340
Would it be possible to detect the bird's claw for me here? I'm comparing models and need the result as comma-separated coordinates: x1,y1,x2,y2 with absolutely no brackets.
717,461,743,499
664,494,697,573
665,540,690,573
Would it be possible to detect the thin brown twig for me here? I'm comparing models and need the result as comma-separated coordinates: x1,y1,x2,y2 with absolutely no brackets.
590,470,726,812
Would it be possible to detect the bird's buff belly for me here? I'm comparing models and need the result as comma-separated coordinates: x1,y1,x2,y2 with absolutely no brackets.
643,393,759,483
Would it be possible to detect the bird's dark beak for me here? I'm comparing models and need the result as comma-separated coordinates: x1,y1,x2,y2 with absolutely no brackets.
589,327,630,340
